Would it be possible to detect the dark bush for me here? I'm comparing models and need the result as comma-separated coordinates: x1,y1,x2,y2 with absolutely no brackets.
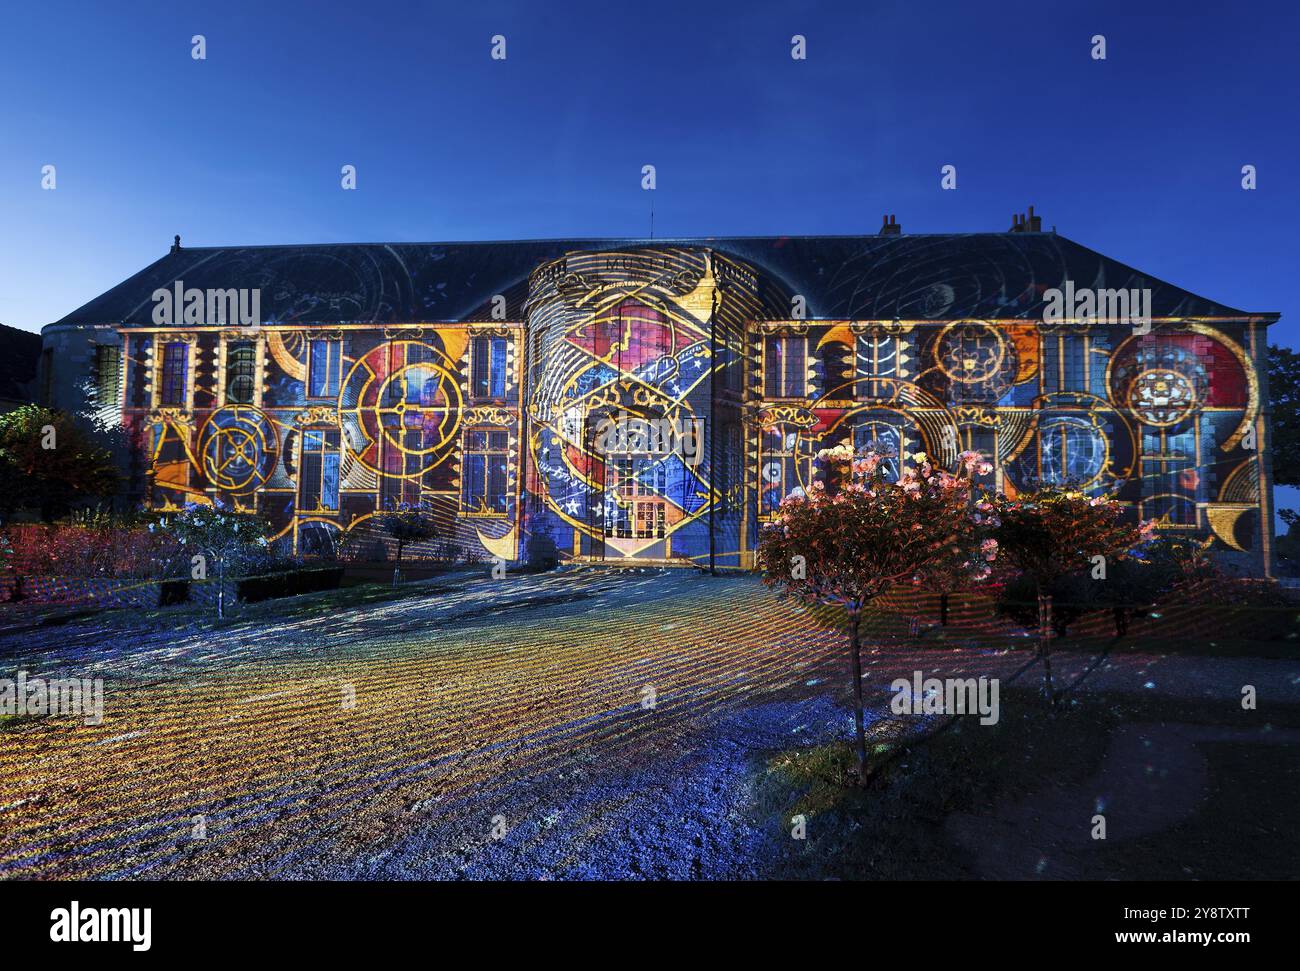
236,567,344,603
994,571,1095,638
158,579,190,606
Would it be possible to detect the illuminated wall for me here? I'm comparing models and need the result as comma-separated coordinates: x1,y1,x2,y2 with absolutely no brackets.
108,243,1272,572
752,318,1266,564
120,323,524,560
521,248,776,568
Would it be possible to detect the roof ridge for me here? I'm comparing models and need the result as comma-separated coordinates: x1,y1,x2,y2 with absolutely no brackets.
158,231,1059,251
48,233,1266,327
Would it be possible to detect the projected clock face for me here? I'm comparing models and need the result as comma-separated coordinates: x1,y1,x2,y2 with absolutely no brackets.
936,322,1008,384
1128,368,1197,426
1039,416,1107,487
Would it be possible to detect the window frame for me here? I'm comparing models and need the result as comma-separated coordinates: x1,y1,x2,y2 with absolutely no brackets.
224,340,259,405
297,426,342,514
93,344,122,410
469,334,509,402
763,335,807,399
307,337,343,399
460,426,511,517
155,338,194,409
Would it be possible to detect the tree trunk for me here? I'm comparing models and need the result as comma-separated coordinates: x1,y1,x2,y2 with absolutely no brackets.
939,592,950,627
848,608,869,783
217,556,225,620
1036,585,1054,700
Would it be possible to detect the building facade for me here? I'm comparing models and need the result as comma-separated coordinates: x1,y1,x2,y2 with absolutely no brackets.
40,226,1279,573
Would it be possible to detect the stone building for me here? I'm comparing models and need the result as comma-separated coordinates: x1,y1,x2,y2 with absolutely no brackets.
40,217,1279,573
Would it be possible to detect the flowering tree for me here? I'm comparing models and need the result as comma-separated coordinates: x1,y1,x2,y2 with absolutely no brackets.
914,457,996,627
757,446,994,781
993,488,1152,697
162,502,271,618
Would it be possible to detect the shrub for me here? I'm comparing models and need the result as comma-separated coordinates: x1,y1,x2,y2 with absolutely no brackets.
0,405,120,522
993,488,1151,696
157,502,272,617
0,523,185,579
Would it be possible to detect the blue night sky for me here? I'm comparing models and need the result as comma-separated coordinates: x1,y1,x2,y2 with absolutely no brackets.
1,0,1296,341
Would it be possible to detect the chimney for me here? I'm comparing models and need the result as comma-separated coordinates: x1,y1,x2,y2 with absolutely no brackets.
1008,206,1043,233
879,214,901,236
171,234,182,254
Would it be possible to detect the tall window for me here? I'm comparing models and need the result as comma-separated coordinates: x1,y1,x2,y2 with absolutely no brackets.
470,336,508,400
462,429,509,514
160,341,189,407
380,424,424,509
764,336,805,398
225,342,257,404
386,342,406,405
400,341,443,406
93,345,121,408
298,429,341,512
856,334,902,398
759,428,798,514
721,422,742,509
308,339,342,398
719,335,743,392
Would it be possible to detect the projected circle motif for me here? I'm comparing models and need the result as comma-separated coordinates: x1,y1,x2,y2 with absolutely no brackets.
199,406,278,495
936,322,1008,384
373,363,460,457
342,342,465,479
1039,416,1107,487
1128,368,1197,426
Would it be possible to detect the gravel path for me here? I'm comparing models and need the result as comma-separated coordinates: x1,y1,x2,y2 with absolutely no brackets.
1,569,1294,879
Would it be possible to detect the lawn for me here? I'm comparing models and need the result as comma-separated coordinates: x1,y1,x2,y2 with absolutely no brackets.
757,688,1300,880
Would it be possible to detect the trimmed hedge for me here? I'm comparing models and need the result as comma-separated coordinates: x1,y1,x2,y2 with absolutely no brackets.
236,567,344,603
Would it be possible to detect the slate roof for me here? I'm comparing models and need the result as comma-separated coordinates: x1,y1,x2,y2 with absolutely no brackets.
48,233,1267,329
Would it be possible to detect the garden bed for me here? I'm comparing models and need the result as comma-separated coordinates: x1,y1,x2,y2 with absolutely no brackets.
1,567,344,610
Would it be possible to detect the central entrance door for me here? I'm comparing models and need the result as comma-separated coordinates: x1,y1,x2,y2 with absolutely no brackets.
583,413,676,562
606,457,668,544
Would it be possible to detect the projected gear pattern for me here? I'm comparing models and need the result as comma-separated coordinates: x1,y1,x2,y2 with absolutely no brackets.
342,341,464,479
198,406,278,495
